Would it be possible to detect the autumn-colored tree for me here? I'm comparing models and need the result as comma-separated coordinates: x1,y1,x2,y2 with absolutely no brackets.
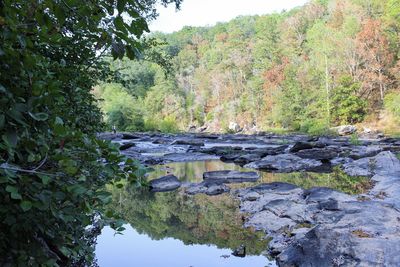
356,19,395,106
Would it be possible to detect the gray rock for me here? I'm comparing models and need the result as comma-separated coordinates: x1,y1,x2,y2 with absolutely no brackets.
163,152,220,162
185,182,230,196
348,145,383,160
203,170,260,183
331,125,357,135
171,139,204,146
289,141,325,153
295,147,338,160
119,142,136,151
150,175,181,192
244,154,322,172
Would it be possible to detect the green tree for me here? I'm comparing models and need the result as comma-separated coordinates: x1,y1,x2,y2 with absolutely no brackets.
331,76,367,124
0,0,181,265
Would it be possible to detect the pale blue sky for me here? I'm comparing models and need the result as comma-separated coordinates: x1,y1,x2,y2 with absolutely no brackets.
150,0,310,33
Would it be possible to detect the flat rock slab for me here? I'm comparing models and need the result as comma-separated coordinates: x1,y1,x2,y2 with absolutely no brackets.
203,170,260,183
244,153,322,172
149,175,181,192
163,152,220,162
185,181,230,196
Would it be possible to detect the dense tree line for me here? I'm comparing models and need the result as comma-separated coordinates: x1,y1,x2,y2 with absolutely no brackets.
0,0,181,265
99,0,400,134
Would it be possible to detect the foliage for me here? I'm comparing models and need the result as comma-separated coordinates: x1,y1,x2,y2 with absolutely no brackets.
0,0,180,265
98,0,399,134
331,76,367,125
384,92,400,121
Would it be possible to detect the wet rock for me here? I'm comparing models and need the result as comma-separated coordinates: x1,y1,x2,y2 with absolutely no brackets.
185,182,230,196
203,170,260,183
244,154,322,172
149,175,181,192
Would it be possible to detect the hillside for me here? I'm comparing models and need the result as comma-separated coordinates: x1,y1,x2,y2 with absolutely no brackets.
96,0,400,134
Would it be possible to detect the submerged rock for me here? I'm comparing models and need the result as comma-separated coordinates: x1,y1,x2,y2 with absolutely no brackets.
244,154,322,172
150,175,181,192
203,170,260,183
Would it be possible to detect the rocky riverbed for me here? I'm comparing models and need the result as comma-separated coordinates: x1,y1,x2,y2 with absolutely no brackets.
99,132,400,266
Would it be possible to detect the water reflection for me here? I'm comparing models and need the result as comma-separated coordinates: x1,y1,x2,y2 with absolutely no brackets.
96,225,274,267
97,188,274,266
147,160,370,194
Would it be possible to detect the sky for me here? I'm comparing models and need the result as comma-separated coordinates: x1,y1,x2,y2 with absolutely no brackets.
149,0,310,33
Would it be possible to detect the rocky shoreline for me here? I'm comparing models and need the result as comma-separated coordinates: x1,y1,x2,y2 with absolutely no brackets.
99,132,400,266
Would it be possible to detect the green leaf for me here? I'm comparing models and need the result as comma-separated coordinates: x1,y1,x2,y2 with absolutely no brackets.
29,112,49,121
38,174,51,185
20,201,32,211
6,186,22,200
2,130,17,148
117,0,127,14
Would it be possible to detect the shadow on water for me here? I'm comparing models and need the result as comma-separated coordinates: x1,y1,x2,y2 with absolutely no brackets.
147,160,371,195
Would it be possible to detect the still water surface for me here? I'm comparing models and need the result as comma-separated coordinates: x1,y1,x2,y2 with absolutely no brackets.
96,160,369,266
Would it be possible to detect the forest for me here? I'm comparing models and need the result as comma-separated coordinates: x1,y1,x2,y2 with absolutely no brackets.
97,0,400,135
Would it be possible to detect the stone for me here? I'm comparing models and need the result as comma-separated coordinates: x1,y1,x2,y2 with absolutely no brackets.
331,125,357,136
121,133,141,140
289,141,325,153
229,122,241,132
185,181,230,196
171,139,204,146
119,142,136,151
163,152,220,162
149,175,181,192
203,170,260,183
244,154,322,172
295,147,338,160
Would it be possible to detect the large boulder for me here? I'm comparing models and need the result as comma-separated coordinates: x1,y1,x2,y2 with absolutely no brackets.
203,170,260,183
244,154,322,172
149,175,181,192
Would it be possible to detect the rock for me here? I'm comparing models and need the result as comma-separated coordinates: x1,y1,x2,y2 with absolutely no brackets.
343,158,373,176
348,145,383,160
295,147,338,160
171,139,204,146
119,142,136,151
232,245,246,258
121,133,141,140
233,153,263,165
331,125,357,135
149,175,181,192
244,154,322,172
229,122,241,132
289,141,325,153
163,152,220,162
185,181,230,196
203,170,260,183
